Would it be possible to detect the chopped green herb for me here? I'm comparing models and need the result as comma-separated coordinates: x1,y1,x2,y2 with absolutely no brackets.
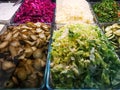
93,0,119,23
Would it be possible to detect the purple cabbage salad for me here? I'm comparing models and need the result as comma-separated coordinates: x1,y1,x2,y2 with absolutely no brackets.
13,0,56,23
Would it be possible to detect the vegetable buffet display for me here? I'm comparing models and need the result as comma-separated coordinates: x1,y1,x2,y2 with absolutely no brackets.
0,22,51,88
0,0,120,89
50,24,120,89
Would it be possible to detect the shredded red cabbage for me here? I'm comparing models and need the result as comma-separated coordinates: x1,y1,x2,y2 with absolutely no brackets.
14,0,56,23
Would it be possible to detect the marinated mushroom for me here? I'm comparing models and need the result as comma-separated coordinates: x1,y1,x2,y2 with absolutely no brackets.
33,49,43,59
9,45,17,58
16,68,27,81
33,59,45,70
0,41,9,49
4,80,14,88
5,32,12,41
24,46,33,57
2,61,15,71
0,22,50,88
10,40,20,47
30,34,37,41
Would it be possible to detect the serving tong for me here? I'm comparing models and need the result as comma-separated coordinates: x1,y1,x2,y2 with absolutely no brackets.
13,0,22,6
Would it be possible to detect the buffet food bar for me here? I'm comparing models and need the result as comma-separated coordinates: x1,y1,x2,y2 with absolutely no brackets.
0,0,120,89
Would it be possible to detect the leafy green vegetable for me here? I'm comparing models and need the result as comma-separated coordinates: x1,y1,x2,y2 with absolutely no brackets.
50,24,120,89
93,0,119,23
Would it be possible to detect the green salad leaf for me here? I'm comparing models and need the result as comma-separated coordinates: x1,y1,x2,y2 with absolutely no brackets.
50,24,120,89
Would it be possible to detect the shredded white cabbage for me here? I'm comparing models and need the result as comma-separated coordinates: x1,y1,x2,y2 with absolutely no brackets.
56,0,94,24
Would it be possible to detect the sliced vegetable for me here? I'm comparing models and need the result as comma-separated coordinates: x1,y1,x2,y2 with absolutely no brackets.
103,23,120,57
